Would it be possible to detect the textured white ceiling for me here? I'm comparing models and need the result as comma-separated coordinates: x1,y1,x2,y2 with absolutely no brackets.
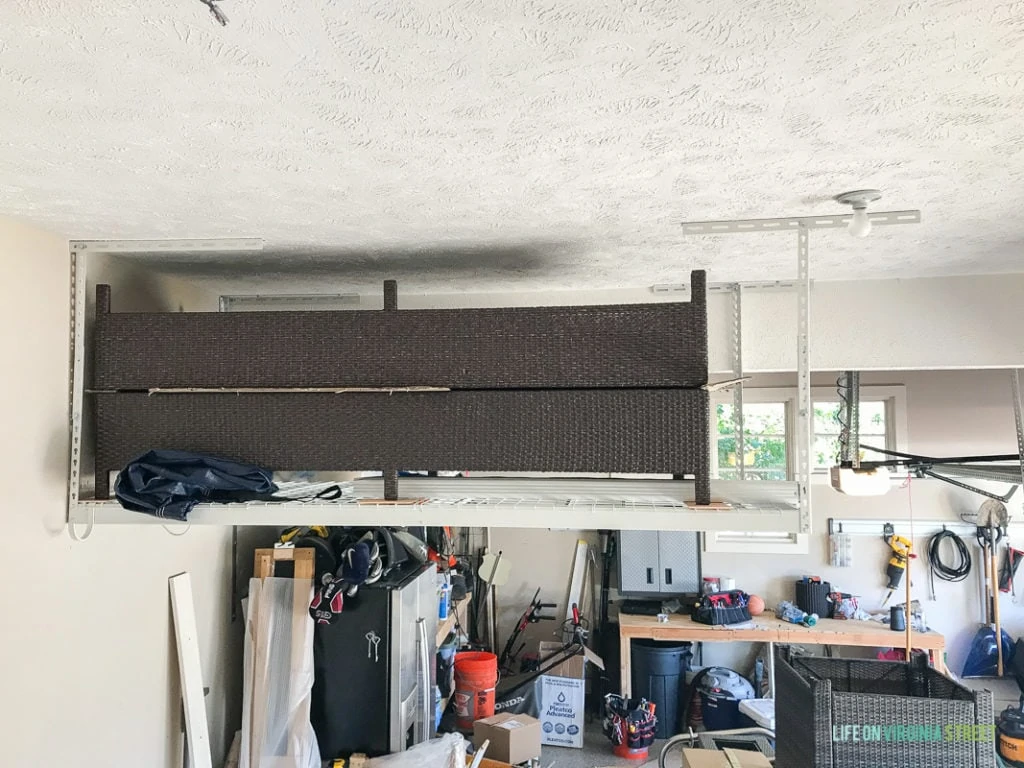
2,1,1023,291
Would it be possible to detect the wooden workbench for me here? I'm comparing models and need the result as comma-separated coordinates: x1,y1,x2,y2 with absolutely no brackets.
619,612,947,697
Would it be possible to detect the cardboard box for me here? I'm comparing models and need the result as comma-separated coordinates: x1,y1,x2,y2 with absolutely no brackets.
535,641,604,749
680,748,773,768
473,713,542,765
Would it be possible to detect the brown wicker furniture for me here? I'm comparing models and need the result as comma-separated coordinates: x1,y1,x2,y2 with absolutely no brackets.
775,646,995,768
91,272,711,503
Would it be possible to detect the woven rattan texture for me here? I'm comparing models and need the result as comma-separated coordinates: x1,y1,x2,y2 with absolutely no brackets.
95,388,710,493
776,649,995,768
94,272,707,389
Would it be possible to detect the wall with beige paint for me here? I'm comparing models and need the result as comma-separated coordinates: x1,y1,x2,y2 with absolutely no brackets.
0,219,238,766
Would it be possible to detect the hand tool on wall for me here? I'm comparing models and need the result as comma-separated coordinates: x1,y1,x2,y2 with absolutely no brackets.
881,525,913,607
1000,545,1024,596
994,522,1004,675
962,499,1011,677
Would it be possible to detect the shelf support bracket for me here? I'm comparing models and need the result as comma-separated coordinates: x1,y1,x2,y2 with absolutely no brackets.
1012,369,1024,490
731,283,745,481
795,226,812,533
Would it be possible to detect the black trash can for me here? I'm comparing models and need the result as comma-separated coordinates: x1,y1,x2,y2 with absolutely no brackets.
631,639,692,739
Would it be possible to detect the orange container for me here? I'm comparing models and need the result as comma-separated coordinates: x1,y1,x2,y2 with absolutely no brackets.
453,651,498,731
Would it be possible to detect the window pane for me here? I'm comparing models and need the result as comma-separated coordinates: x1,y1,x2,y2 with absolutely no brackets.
814,400,888,435
814,402,844,434
718,436,787,479
716,401,788,480
717,402,786,436
814,433,889,468
812,400,889,466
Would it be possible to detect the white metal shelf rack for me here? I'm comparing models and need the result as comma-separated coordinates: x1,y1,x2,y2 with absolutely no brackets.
64,217,914,534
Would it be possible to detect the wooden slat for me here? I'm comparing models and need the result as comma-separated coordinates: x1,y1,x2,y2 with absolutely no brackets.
254,547,315,580
617,612,945,649
169,573,213,768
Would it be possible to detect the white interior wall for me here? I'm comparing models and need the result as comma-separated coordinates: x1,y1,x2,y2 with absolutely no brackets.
424,274,1024,372
0,220,237,767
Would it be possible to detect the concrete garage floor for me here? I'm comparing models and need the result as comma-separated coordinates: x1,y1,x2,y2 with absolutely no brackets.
535,722,666,768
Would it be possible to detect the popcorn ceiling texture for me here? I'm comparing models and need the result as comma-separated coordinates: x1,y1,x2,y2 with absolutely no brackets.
1,0,1022,291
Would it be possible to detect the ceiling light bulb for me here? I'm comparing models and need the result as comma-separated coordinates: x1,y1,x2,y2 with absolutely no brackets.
834,189,882,239
849,207,871,238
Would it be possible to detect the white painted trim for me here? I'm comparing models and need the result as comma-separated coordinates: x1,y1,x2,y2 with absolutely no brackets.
703,531,810,555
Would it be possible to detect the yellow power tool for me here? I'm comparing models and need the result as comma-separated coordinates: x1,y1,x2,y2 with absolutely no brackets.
882,532,913,606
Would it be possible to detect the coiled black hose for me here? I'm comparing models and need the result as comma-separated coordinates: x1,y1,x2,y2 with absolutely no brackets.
928,528,971,583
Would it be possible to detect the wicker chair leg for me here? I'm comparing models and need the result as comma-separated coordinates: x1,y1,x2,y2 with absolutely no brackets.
383,279,398,311
95,470,110,500
384,469,398,500
694,473,711,506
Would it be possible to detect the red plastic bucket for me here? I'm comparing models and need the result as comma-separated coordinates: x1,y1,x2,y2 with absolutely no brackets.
453,651,498,731
613,744,650,761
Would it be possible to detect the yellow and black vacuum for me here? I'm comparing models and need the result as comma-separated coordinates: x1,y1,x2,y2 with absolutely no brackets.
998,639,1024,766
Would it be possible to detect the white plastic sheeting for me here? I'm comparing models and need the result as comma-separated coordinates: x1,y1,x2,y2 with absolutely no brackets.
370,733,468,768
241,577,320,768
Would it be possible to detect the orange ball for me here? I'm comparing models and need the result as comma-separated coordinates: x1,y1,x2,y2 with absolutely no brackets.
748,595,765,616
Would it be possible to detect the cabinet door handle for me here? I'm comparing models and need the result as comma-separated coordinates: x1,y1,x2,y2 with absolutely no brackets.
665,568,673,585
646,568,653,584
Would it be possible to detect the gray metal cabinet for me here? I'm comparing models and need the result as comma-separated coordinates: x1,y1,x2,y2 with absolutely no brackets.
618,530,661,593
619,530,701,595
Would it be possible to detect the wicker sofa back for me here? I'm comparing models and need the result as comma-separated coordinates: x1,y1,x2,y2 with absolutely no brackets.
90,273,711,503
94,272,707,390
775,647,995,768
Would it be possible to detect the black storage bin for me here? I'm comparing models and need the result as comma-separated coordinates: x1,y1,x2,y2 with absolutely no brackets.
795,579,831,617
630,639,692,739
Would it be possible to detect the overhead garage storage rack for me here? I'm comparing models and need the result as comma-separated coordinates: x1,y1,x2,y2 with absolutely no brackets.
66,237,810,534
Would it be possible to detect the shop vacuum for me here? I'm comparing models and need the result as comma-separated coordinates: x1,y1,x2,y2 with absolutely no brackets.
998,639,1024,766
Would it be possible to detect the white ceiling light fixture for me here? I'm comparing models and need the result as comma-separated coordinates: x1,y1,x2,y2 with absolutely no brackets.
834,189,883,238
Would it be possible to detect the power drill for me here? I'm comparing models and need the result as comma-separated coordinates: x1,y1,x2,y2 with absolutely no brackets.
882,533,913,606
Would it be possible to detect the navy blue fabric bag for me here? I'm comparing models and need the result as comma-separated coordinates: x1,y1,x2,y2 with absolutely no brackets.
114,449,279,521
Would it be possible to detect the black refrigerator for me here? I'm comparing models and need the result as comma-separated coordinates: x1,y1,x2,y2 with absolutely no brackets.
311,563,439,759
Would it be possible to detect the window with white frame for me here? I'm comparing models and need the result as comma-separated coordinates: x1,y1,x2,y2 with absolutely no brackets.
705,384,907,554
710,385,907,481
714,401,789,480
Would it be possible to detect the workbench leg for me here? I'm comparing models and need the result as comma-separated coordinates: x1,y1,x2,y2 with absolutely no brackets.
931,647,948,676
620,632,632,698
767,641,776,699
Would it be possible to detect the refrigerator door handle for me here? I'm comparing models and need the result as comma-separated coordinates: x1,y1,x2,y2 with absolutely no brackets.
416,618,432,741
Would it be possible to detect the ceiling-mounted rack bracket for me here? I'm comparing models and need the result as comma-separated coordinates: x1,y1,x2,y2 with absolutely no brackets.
681,208,921,534
731,283,745,482
681,211,920,234
1012,369,1024,490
